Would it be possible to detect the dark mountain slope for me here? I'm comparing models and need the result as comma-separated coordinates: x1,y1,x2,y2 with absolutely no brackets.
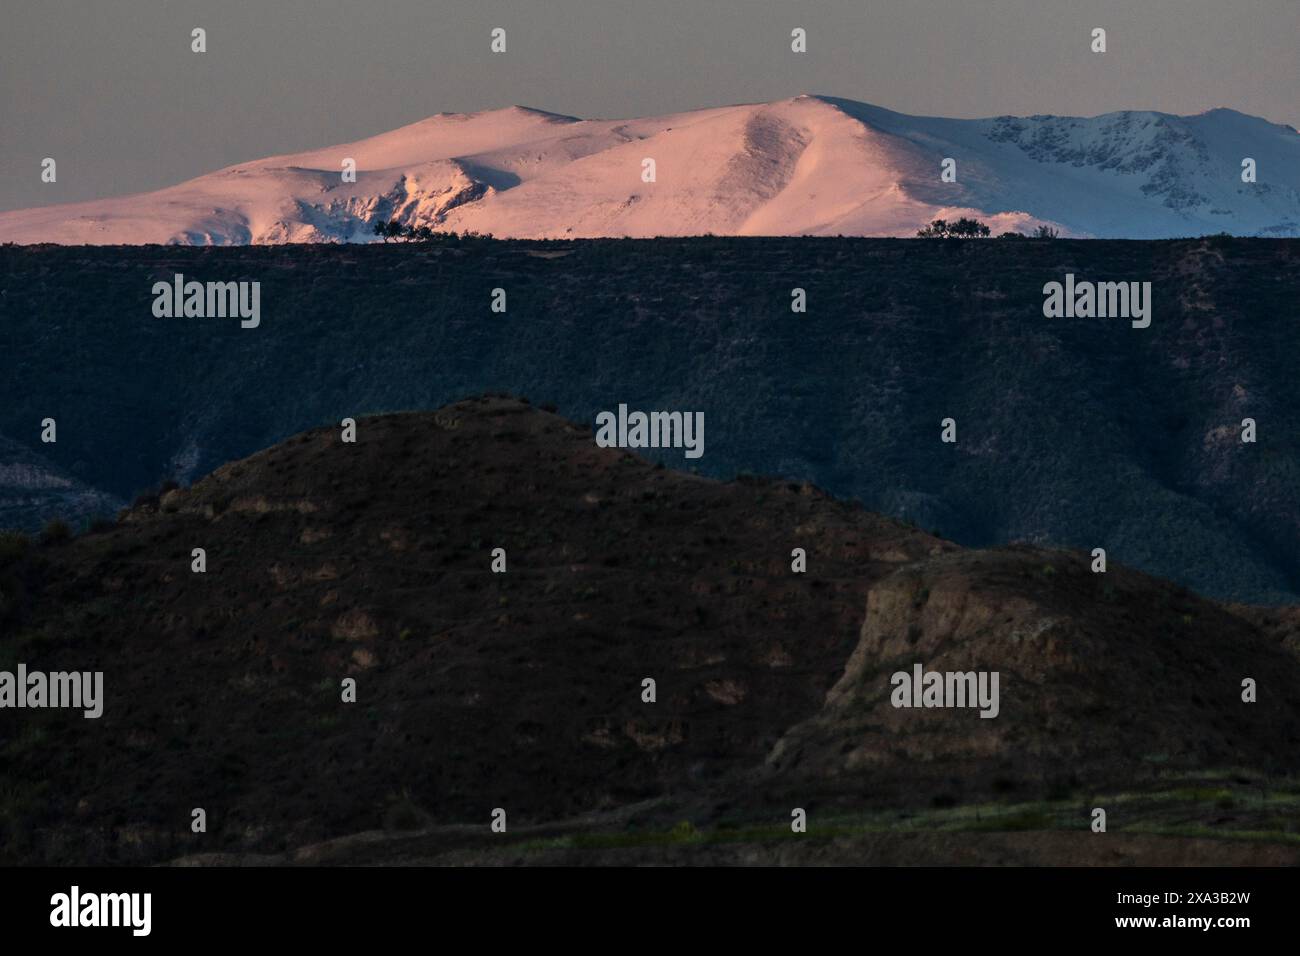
0,397,944,863
1,398,1297,865
1,238,1298,604
0,435,122,531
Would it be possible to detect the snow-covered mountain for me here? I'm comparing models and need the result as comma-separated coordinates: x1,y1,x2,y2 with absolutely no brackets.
3,95,1298,243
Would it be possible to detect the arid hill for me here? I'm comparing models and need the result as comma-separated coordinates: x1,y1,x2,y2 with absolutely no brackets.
0,397,1297,865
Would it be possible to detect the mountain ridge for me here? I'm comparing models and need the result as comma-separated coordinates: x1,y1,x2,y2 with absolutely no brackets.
3,237,1299,604
4,95,1298,243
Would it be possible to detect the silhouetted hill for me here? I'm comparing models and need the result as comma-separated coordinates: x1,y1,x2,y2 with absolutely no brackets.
1,399,1297,865
1,237,1299,604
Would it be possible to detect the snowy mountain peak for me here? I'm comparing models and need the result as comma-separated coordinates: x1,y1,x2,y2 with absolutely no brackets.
3,97,1297,243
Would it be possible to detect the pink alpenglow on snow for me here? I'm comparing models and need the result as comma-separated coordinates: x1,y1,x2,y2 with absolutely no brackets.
3,96,1298,244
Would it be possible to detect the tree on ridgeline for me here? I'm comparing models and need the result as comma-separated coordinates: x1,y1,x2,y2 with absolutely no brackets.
916,217,991,238
368,218,445,243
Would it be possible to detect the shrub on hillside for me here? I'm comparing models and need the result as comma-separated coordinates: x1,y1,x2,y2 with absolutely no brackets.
39,518,71,545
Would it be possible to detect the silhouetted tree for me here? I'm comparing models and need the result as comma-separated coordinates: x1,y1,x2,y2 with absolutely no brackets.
370,220,442,243
951,217,991,238
916,217,990,238
1032,224,1060,239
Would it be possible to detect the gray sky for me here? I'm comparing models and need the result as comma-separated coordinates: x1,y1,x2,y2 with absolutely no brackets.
2,0,1296,212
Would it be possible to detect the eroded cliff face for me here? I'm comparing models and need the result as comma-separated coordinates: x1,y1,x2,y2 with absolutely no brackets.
767,546,1300,797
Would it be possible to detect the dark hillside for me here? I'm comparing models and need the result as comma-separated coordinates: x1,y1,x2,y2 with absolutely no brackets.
1,399,1297,865
1,237,1298,602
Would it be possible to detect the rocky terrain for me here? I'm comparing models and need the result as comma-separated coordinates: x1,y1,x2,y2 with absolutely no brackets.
1,398,1296,866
